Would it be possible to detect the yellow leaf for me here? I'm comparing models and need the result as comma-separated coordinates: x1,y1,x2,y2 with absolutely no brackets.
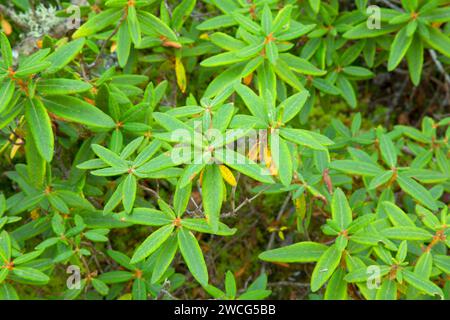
117,293,132,300
248,142,260,161
269,161,278,176
175,57,187,93
199,169,204,186
263,145,272,168
243,72,253,85
110,41,117,53
1,19,12,36
30,209,40,220
219,165,237,187
199,33,209,40
294,193,306,220
10,138,23,159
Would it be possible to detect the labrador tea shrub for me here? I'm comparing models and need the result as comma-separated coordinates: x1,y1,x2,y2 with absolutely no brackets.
0,0,449,300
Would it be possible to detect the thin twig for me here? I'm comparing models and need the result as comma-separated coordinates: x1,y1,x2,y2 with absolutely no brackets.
261,194,292,274
221,185,270,218
87,10,127,69
429,49,450,87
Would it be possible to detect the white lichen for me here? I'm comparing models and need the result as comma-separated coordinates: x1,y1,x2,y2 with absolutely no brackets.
12,4,63,38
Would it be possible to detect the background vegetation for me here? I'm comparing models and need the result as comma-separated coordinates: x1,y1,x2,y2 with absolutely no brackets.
0,0,449,300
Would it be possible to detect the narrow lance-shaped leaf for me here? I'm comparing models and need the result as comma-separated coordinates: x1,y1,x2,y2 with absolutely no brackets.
202,165,223,232
25,98,54,162
44,38,85,74
396,174,438,211
331,188,353,230
388,27,414,71
122,174,137,213
311,244,342,292
258,242,328,263
42,96,115,129
178,228,208,285
130,224,174,264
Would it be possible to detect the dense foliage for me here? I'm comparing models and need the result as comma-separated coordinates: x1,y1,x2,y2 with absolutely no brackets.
0,0,449,300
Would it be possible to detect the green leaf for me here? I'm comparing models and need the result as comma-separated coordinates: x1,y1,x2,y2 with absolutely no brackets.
414,251,432,279
331,188,353,230
178,228,208,285
174,180,192,217
42,96,115,129
368,171,394,190
99,271,134,284
116,208,172,226
134,140,161,167
265,41,278,64
378,133,397,167
403,269,443,299
382,201,415,227
234,83,267,120
271,136,292,186
330,160,383,176
91,144,127,168
0,79,14,114
117,22,131,68
324,268,347,300
0,231,11,262
202,165,223,232
278,91,309,124
376,280,397,300
272,5,292,34
200,51,247,67
12,267,50,284
311,244,342,292
36,79,92,95
232,12,261,34
130,224,174,264
259,242,328,263
151,235,178,283
343,22,400,39
0,268,8,284
309,0,322,12
280,128,327,150
336,76,357,108
342,66,374,78
127,5,141,45
181,219,236,236
25,98,54,162
139,12,178,41
345,266,390,282
153,112,194,135
91,278,109,296
388,27,414,71
214,148,274,184
197,15,236,31
381,226,433,241
132,278,147,300
15,61,51,77
44,38,85,74
0,283,18,300
172,0,196,31
434,255,450,274
72,9,122,38
122,174,137,213
422,25,450,58
225,270,237,298
280,53,326,76
396,174,438,211
0,32,13,67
